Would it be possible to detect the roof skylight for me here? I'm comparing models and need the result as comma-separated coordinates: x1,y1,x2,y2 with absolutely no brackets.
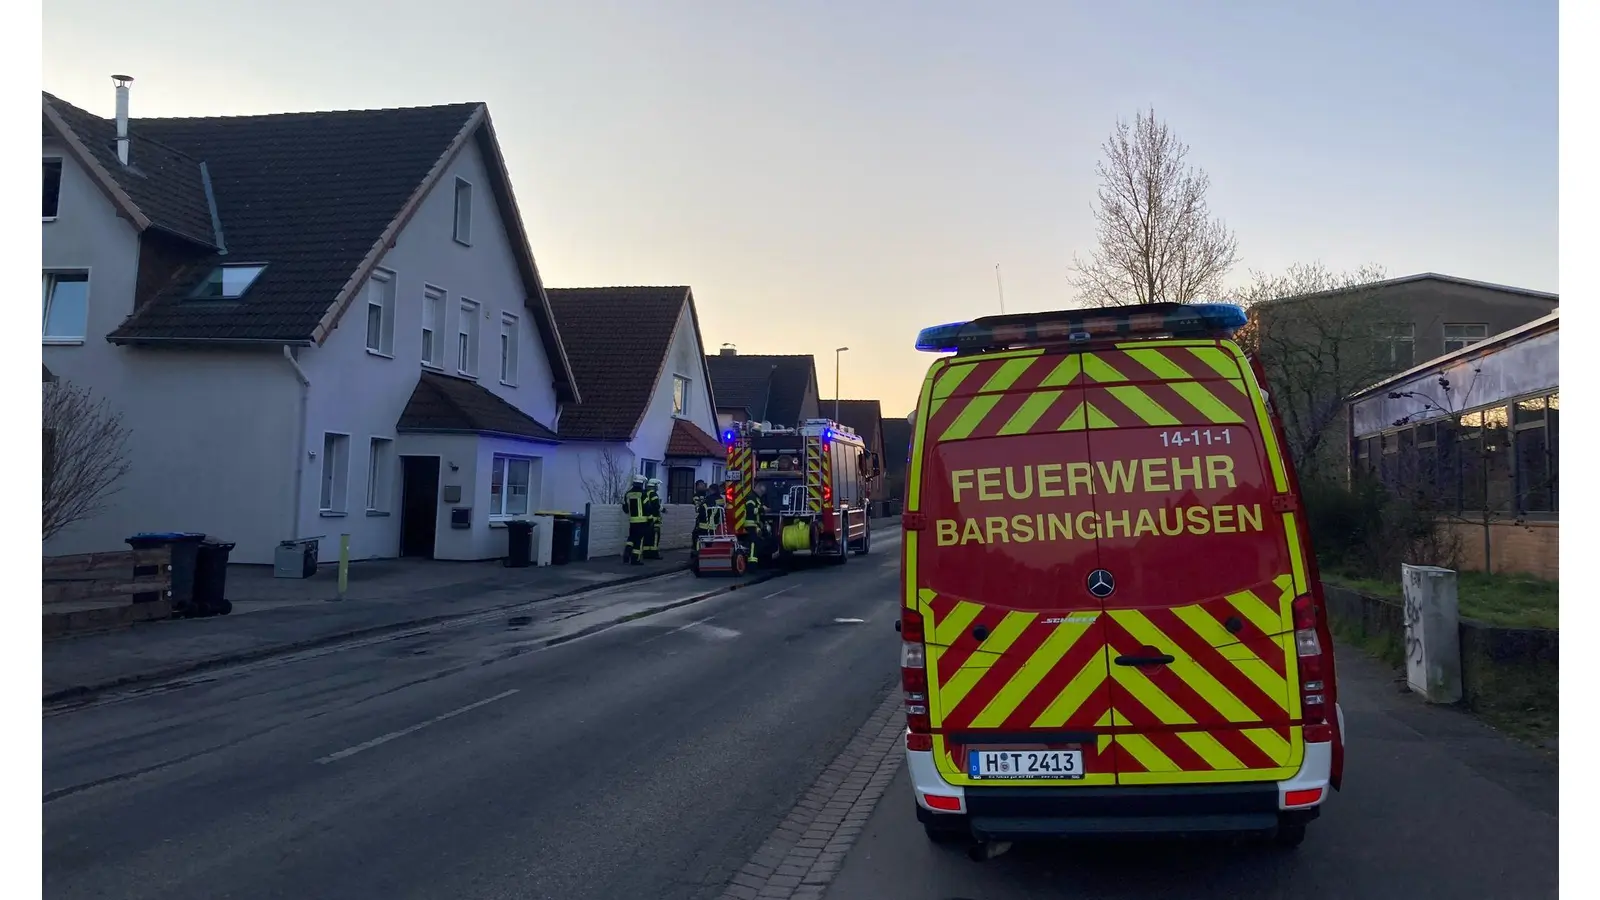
190,264,266,300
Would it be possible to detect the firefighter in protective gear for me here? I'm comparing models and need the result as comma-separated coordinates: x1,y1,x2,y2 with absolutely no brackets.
643,478,664,560
622,475,649,565
690,479,712,551
743,480,771,563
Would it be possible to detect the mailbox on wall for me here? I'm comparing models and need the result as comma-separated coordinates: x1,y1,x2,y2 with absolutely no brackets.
450,507,471,529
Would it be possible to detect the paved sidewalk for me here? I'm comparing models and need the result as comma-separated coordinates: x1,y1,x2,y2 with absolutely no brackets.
43,551,692,703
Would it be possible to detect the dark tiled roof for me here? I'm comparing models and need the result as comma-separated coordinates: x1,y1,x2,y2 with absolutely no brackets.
828,399,884,447
397,371,559,442
881,417,911,475
705,353,818,427
105,102,481,343
44,90,578,402
545,287,698,441
666,419,724,458
703,353,775,415
43,93,218,246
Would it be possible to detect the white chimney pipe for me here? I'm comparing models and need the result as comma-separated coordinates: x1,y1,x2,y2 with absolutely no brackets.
112,74,133,165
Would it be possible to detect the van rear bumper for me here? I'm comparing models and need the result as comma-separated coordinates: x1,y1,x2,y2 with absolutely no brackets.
925,784,1314,841
910,717,1336,840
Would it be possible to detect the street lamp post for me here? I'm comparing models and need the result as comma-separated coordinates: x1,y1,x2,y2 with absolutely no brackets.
834,347,849,422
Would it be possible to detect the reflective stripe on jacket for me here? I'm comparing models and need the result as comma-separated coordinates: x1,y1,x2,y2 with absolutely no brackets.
623,489,647,522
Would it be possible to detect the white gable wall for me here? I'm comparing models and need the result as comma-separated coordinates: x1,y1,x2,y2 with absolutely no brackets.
628,301,722,471
296,130,563,561
42,136,299,563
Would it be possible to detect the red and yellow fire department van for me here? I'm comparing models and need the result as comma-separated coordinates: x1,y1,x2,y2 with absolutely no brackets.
897,303,1344,853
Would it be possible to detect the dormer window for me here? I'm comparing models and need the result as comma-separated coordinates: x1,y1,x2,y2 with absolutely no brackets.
190,264,267,300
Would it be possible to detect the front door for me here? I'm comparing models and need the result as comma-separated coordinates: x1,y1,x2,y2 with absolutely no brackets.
399,455,441,558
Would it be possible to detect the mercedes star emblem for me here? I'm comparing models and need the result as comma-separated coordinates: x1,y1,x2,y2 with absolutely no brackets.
1086,569,1116,598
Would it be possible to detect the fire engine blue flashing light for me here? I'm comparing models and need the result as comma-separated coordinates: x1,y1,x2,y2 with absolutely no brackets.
913,302,1249,354
723,429,737,444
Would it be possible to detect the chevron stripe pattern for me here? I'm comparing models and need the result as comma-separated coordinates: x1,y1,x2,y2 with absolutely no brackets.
921,574,1303,784
727,444,752,531
925,342,1254,443
807,439,826,512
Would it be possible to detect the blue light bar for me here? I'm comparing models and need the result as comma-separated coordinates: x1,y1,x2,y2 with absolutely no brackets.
914,302,1248,353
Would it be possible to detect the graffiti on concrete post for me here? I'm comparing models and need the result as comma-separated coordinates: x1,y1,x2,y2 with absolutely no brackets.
1403,590,1424,667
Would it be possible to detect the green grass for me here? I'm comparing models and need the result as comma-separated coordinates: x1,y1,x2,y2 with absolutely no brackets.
1323,569,1558,630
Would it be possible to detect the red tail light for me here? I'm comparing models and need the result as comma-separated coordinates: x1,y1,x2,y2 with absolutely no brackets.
901,609,931,749
1292,594,1331,740
725,485,734,504
900,609,925,643
823,486,832,503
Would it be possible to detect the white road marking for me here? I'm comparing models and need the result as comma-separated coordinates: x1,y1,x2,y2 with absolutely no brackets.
763,586,795,600
833,617,866,624
315,689,519,764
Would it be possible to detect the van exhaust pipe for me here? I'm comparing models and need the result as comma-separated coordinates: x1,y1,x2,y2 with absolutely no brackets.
967,839,1013,862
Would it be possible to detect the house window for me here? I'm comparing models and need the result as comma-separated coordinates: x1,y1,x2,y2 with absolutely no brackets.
672,375,690,417
457,299,480,376
668,467,696,504
1443,323,1489,354
43,158,62,219
453,177,473,245
422,285,446,368
639,459,660,481
500,313,520,385
490,455,533,518
190,264,267,301
367,437,393,513
364,268,396,356
1378,324,1415,370
42,272,90,342
320,432,351,514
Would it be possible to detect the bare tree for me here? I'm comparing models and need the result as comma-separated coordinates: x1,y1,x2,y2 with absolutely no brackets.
43,378,132,542
1232,262,1400,477
1069,108,1239,307
580,445,633,507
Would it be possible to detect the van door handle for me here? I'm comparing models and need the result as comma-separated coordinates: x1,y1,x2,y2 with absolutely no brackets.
1114,654,1175,667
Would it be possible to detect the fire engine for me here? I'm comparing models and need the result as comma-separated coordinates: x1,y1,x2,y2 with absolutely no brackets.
722,418,881,565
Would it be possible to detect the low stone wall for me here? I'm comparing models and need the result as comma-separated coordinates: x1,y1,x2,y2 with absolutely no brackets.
1322,583,1558,718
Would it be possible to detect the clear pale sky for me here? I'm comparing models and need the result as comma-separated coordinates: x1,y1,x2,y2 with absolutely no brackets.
43,0,1557,418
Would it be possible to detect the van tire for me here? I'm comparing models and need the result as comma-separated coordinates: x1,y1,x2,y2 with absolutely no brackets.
1274,822,1307,849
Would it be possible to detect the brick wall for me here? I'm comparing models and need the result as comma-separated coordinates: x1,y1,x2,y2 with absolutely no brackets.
1442,519,1558,580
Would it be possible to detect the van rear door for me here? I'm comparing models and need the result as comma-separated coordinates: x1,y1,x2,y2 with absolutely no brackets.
911,348,1117,788
1077,340,1305,785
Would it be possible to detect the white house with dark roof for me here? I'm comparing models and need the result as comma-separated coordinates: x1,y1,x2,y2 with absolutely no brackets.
543,287,726,510
42,78,578,564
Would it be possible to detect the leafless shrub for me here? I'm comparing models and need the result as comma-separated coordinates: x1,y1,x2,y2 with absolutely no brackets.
43,378,131,542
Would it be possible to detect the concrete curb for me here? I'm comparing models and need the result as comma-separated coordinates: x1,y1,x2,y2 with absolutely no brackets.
42,560,693,707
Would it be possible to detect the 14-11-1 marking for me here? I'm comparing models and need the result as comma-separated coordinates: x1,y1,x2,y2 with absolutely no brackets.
1161,428,1233,448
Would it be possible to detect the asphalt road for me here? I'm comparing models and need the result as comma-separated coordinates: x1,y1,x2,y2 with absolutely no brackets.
825,645,1560,900
43,532,905,900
